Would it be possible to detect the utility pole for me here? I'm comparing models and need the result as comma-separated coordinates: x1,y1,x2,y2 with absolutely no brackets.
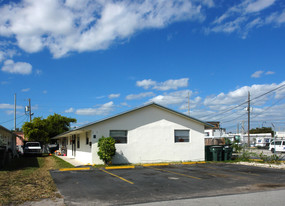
237,122,239,134
247,91,250,147
14,93,16,131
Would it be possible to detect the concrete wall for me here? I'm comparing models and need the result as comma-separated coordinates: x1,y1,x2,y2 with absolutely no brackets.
87,106,205,164
59,132,92,164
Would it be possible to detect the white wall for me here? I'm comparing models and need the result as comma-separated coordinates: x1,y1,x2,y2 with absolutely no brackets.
60,132,92,164
88,106,205,164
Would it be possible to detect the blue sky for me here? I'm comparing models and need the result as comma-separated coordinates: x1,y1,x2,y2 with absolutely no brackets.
1,0,285,132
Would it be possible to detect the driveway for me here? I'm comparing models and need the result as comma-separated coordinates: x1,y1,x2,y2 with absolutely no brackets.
50,163,285,205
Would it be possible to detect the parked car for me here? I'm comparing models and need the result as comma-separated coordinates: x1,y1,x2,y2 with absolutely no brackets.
24,142,42,156
269,140,285,153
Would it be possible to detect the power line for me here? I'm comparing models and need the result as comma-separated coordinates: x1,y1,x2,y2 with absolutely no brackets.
0,114,26,125
200,83,285,120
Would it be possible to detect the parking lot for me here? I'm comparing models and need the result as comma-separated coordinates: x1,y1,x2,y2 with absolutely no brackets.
50,163,285,205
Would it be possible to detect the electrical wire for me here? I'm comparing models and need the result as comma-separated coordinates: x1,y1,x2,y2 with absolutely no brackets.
0,114,26,125
200,83,285,120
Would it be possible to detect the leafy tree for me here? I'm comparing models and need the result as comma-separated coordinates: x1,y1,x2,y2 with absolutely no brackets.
46,113,76,138
22,117,49,143
97,136,116,165
250,127,274,136
22,114,76,144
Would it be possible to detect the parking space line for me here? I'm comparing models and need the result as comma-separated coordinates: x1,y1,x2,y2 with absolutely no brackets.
59,167,90,171
150,167,201,180
99,169,134,185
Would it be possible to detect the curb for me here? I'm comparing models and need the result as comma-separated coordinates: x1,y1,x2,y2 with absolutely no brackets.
105,166,135,170
142,163,170,167
59,167,91,171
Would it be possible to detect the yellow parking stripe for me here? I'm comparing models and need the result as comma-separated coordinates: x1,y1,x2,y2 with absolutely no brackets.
59,167,90,171
99,169,134,185
142,163,170,167
151,167,201,180
105,166,135,170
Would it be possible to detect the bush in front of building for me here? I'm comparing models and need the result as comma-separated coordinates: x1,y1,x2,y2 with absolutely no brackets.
97,136,116,165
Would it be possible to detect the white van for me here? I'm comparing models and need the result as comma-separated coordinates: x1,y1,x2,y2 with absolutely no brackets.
269,140,285,153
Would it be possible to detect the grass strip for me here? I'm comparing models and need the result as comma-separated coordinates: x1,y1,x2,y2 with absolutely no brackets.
0,155,74,205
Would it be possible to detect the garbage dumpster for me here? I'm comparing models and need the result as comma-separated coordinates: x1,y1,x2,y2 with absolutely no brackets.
205,145,213,161
210,146,223,161
223,146,233,161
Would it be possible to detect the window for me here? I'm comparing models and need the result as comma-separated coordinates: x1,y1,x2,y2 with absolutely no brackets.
86,132,89,145
175,130,189,143
272,141,281,145
283,141,285,146
77,134,80,148
110,130,128,144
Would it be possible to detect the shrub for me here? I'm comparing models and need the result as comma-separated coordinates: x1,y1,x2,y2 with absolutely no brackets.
259,152,282,163
97,136,116,165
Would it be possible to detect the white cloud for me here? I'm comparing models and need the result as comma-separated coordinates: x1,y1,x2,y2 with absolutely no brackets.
204,82,285,108
108,93,120,99
208,0,277,38
137,78,189,91
0,51,5,62
136,79,156,89
251,70,275,78
154,78,189,91
245,0,275,13
0,103,23,109
75,101,114,116
126,92,155,100
266,71,275,75
1,59,32,75
43,90,47,94
148,90,191,106
180,96,202,110
0,0,205,58
251,70,264,78
21,88,30,92
64,107,74,113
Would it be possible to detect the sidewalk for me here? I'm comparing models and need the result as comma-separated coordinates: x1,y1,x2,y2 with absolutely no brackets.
130,189,285,206
56,155,85,167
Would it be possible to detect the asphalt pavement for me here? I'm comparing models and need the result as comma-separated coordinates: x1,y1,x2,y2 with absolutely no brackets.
50,163,285,205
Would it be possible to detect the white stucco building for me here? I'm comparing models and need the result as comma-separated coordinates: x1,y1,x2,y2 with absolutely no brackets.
53,103,212,165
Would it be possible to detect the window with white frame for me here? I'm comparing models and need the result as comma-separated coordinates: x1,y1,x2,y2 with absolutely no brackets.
174,130,189,143
110,130,128,144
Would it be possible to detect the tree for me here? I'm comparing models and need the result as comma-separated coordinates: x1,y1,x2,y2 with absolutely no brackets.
46,113,76,138
97,136,116,165
22,114,76,144
22,117,49,143
250,127,274,137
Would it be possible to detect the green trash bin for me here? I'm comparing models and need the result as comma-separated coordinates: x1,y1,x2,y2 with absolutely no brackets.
210,146,223,161
223,146,233,161
205,145,213,161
